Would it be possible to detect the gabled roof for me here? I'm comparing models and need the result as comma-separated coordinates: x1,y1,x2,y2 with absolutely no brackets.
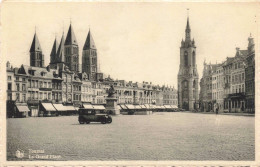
83,30,96,50
65,24,78,46
56,34,65,63
50,38,58,63
30,32,42,52
21,65,54,78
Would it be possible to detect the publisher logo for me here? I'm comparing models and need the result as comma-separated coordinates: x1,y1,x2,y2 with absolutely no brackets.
15,149,24,158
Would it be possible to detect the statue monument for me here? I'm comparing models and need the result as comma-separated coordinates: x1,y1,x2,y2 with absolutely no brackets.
105,85,120,115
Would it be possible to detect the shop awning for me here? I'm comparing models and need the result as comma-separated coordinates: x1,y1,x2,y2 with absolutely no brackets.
53,104,67,111
150,105,156,109
42,103,56,111
64,105,76,111
156,106,162,109
92,105,106,110
134,105,142,109
120,104,127,110
170,105,178,109
140,105,147,109
164,105,172,109
144,104,150,109
83,104,94,110
16,105,30,112
125,104,135,110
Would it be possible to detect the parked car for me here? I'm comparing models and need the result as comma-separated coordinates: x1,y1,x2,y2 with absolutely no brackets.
78,109,112,124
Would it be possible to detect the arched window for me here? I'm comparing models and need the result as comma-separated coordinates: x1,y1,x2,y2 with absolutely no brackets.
193,80,196,88
192,51,196,66
184,51,188,66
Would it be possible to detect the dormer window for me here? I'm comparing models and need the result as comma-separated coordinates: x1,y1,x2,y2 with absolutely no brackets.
29,70,35,76
41,72,46,76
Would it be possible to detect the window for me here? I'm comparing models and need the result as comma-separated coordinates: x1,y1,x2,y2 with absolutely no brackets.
32,80,35,88
23,78,26,82
8,76,12,80
242,73,245,80
44,82,47,88
16,83,20,91
184,51,188,66
8,83,12,90
22,94,26,102
40,92,42,99
16,77,19,81
22,84,26,91
192,51,196,66
16,93,20,102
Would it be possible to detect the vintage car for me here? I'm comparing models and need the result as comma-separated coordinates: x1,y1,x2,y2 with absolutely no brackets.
78,109,112,124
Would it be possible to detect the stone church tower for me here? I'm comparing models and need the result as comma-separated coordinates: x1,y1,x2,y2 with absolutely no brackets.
30,32,44,67
178,17,199,110
64,23,80,72
82,29,98,81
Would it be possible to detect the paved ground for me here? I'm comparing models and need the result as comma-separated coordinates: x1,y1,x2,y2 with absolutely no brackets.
7,112,254,161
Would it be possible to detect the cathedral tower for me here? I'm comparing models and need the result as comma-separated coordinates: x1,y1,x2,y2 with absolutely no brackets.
82,29,98,81
177,16,199,110
30,31,44,67
64,23,79,72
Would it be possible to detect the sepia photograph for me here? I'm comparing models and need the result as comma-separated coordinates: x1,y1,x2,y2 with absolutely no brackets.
0,1,258,165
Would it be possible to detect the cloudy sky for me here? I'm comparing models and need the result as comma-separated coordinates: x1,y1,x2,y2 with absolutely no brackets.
1,2,257,88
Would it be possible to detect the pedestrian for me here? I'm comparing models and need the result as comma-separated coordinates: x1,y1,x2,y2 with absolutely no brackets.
216,104,219,114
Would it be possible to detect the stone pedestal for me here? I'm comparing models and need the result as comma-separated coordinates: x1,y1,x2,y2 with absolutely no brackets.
105,97,120,115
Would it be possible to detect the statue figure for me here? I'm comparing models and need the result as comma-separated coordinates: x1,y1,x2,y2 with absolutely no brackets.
108,85,116,97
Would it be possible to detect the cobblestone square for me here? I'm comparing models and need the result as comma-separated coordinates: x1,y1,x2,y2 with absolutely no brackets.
7,112,254,161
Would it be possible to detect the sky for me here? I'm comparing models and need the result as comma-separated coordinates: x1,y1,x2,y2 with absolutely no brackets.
1,2,258,88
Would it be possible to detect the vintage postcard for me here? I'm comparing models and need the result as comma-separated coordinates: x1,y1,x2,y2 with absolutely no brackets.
0,1,259,166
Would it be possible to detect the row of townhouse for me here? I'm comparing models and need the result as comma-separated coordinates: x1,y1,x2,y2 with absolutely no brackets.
6,61,178,117
199,34,255,113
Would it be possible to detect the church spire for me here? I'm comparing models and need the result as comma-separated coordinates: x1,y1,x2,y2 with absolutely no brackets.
30,31,42,52
50,37,58,64
83,29,96,50
65,23,78,46
185,17,191,41
57,33,65,63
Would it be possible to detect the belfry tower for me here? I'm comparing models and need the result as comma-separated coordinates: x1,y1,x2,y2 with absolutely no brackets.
177,14,199,110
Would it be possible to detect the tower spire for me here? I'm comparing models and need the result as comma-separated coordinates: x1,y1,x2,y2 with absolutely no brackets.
185,9,191,41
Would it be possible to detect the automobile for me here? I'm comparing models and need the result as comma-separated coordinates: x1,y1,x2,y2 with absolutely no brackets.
78,109,112,124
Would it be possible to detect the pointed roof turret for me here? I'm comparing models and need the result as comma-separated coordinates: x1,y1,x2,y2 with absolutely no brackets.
65,24,78,46
83,29,96,50
57,34,65,63
30,32,42,52
50,37,58,63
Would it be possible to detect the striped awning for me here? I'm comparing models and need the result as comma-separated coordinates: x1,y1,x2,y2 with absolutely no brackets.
16,105,30,112
42,103,56,111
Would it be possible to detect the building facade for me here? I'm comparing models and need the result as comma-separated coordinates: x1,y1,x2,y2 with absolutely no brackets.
199,35,255,113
